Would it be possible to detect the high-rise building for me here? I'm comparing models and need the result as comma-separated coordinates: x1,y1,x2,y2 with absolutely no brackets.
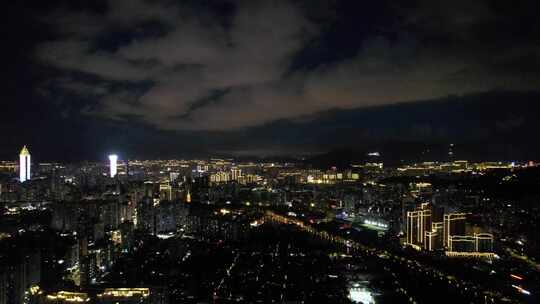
474,233,494,252
406,203,431,247
425,221,444,251
159,181,172,201
443,213,467,248
0,249,41,304
109,154,118,178
231,167,242,181
19,146,31,182
447,233,494,254
401,196,416,234
448,235,476,252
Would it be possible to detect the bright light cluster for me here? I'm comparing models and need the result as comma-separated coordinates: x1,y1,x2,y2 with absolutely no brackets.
46,291,90,302
108,154,118,178
98,288,150,298
363,219,388,229
19,146,31,182
349,284,375,304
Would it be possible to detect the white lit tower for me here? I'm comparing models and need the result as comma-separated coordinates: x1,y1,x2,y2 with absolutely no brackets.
19,145,31,182
109,154,118,178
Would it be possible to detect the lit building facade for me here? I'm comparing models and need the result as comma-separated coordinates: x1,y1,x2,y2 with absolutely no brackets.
19,146,31,182
43,291,91,303
159,181,172,201
406,203,431,246
425,221,444,251
231,167,242,181
109,154,118,178
474,233,494,252
443,213,467,247
96,288,150,303
448,235,476,252
447,233,493,253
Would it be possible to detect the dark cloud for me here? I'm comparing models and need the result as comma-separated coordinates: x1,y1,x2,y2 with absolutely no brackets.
32,0,540,132
1,0,539,160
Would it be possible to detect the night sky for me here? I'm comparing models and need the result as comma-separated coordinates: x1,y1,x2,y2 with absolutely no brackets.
2,0,540,162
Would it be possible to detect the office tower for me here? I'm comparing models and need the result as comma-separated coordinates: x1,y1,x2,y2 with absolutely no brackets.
109,154,118,178
19,145,31,182
406,203,431,246
443,213,467,247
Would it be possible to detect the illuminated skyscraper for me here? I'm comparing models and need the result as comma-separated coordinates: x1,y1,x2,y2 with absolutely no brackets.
109,154,118,178
19,146,31,182
443,213,467,247
425,222,444,251
406,203,431,247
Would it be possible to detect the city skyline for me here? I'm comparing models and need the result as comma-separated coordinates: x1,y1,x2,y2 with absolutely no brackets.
1,1,540,303
2,153,538,303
